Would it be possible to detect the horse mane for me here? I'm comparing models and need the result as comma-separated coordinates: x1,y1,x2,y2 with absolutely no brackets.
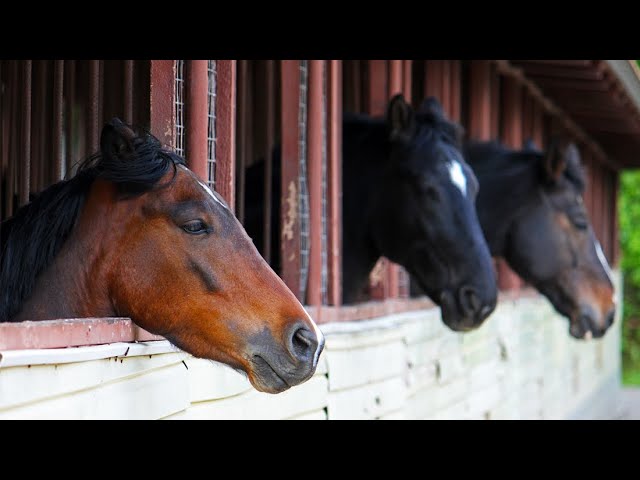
0,124,185,322
466,140,586,193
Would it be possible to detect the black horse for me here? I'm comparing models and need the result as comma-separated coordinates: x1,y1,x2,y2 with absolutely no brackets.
468,139,615,339
244,95,497,332
412,137,616,339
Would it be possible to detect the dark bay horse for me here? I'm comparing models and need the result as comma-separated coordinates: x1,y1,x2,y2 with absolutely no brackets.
0,119,324,394
245,95,497,332
465,139,615,339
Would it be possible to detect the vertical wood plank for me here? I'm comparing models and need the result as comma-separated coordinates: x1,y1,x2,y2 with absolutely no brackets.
185,60,209,181
280,60,302,300
327,60,342,306
214,60,236,207
306,60,324,306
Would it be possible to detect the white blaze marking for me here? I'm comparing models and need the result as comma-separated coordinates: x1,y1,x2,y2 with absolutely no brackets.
178,164,228,210
448,160,467,196
303,309,325,364
594,239,613,283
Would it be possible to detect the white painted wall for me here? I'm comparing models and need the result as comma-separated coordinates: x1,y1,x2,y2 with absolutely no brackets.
0,275,624,420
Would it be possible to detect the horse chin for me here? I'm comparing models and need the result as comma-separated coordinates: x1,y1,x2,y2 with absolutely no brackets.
248,355,293,394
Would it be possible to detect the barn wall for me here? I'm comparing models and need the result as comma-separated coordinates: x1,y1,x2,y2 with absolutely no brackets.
0,272,623,420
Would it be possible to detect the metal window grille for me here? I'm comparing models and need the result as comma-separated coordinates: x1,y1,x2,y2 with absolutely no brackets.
298,60,310,302
207,60,217,189
320,65,328,304
174,60,185,157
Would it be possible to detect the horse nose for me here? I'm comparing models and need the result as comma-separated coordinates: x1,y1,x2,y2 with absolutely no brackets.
605,307,616,328
286,322,323,366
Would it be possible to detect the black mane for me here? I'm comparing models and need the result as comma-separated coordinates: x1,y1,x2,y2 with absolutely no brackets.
467,140,586,192
0,125,185,322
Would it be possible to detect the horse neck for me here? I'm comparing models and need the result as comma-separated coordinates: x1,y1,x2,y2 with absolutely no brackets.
341,115,389,303
14,181,121,321
467,145,539,257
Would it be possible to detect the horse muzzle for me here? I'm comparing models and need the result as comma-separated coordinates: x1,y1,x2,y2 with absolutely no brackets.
440,286,496,332
247,321,325,394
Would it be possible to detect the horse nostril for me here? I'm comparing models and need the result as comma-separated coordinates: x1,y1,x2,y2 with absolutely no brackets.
458,286,481,317
605,308,616,328
288,325,319,363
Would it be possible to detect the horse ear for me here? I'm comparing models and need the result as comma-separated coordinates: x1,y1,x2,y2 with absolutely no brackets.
418,96,445,118
387,94,416,143
544,138,576,182
100,118,138,160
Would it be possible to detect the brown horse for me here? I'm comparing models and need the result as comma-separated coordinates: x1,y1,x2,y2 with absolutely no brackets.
0,119,324,394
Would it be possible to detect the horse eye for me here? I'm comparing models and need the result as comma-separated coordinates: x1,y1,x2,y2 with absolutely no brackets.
182,220,209,235
569,212,588,230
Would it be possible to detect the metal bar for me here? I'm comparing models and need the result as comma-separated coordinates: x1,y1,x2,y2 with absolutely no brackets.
280,60,302,299
214,60,236,207
149,60,176,147
469,61,492,141
263,60,275,264
306,60,324,306
123,60,134,124
327,60,342,306
20,60,32,206
53,60,64,181
184,60,209,181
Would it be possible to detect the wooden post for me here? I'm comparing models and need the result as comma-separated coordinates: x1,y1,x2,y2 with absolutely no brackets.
327,60,342,306
469,61,492,141
215,60,236,208
499,75,525,291
185,60,209,182
367,60,390,300
306,60,324,306
280,60,302,300
149,60,176,148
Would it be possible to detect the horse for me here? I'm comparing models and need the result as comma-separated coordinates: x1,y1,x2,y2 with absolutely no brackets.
0,118,324,394
465,139,616,339
244,95,497,332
